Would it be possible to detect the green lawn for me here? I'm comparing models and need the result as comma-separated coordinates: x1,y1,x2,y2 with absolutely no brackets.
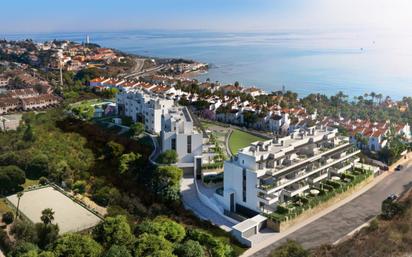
0,198,12,214
23,179,39,189
228,129,266,155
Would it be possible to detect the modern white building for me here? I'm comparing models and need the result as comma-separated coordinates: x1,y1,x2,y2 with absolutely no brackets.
220,126,362,216
161,106,203,167
116,89,174,134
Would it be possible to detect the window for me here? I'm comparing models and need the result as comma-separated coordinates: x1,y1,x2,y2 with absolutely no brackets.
171,138,176,151
187,135,192,153
242,168,247,202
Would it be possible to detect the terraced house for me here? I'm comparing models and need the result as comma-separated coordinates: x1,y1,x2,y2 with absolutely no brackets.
220,126,362,215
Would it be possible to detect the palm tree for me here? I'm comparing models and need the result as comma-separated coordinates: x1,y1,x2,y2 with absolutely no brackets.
40,208,55,225
15,191,24,220
376,93,383,105
370,92,376,104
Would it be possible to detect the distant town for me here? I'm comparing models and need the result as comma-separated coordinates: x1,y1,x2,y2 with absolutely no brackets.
1,38,412,257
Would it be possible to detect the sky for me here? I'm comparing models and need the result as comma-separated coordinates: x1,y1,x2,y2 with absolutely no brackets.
1,0,412,33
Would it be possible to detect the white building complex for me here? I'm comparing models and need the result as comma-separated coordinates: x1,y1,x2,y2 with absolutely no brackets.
219,126,362,216
116,89,174,134
161,106,203,168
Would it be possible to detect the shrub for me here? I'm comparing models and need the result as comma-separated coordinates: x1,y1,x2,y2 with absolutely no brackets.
275,205,289,215
39,176,49,185
270,240,310,257
157,150,178,164
367,218,379,232
2,212,14,225
381,198,405,220
325,180,341,189
201,162,224,170
175,240,204,257
72,180,87,194
203,173,224,184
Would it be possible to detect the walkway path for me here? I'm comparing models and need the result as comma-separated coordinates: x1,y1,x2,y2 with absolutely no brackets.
147,132,161,165
180,174,234,231
245,155,412,256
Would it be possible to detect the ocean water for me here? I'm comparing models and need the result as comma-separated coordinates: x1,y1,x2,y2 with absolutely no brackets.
3,30,412,99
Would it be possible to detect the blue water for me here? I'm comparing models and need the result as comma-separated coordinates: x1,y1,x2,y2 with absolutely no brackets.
3,30,412,99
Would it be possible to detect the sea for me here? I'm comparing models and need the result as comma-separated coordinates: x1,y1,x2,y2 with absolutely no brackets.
3,30,412,100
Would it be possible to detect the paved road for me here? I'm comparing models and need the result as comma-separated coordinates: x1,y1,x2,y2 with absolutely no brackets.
180,174,234,231
251,163,412,257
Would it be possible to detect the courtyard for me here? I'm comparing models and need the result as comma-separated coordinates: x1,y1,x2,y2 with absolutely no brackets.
6,186,101,234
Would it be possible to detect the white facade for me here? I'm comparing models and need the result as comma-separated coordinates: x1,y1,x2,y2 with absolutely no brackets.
161,107,203,165
222,126,361,215
116,89,174,134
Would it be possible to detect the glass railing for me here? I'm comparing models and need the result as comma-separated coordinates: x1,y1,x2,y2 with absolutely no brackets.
258,150,359,192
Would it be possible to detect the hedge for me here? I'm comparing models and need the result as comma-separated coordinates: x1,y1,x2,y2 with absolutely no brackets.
266,169,373,223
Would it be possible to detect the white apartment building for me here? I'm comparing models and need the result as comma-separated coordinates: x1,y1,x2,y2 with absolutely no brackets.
161,107,203,167
116,89,174,134
0,76,9,87
220,126,361,216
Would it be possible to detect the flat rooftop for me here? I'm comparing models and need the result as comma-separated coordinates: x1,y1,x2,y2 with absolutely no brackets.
238,127,337,158
7,186,101,233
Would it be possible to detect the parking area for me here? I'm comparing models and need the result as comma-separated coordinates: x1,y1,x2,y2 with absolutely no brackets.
7,186,101,234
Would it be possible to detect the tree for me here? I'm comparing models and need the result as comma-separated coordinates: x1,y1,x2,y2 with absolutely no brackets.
40,208,55,225
104,245,132,257
157,150,178,164
53,233,102,257
270,240,309,257
129,123,145,137
35,223,59,249
151,166,183,202
9,242,39,257
93,215,134,248
175,240,204,257
119,152,141,175
0,166,25,195
104,141,125,160
242,111,258,127
23,124,36,142
2,211,14,225
137,216,186,243
134,233,174,257
10,221,37,243
72,180,87,194
27,154,49,179
92,186,121,207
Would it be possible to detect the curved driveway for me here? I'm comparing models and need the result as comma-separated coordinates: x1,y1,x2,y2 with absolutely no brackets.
180,174,234,231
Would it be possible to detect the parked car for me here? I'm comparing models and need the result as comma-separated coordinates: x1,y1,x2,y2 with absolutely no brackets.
395,165,403,171
387,194,398,201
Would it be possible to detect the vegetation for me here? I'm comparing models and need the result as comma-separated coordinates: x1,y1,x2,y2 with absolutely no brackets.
310,190,412,257
228,129,266,155
0,106,244,256
267,168,373,223
129,122,145,138
157,150,178,164
270,240,309,257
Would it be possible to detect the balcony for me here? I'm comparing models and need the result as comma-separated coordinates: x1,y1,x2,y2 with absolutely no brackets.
258,192,279,205
268,141,351,177
258,148,361,194
283,184,310,197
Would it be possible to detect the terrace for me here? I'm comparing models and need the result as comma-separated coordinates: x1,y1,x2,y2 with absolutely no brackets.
257,145,360,194
262,166,374,219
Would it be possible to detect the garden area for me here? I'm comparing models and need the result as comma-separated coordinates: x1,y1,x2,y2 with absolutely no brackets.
266,167,373,223
228,129,266,155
